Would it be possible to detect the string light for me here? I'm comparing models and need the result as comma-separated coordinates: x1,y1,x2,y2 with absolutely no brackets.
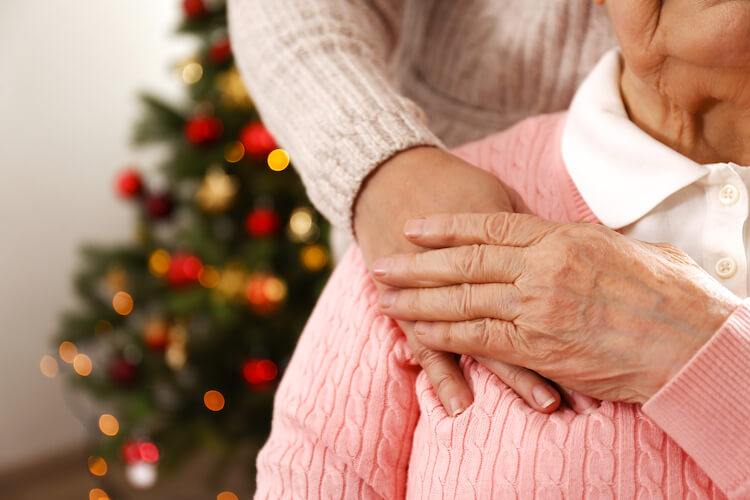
288,207,317,242
198,265,220,288
88,456,107,476
89,488,110,500
181,61,203,84
148,249,171,277
204,390,225,411
223,141,245,163
98,414,119,436
73,354,93,376
267,148,290,172
39,355,59,378
300,244,329,271
59,341,77,364
113,291,134,316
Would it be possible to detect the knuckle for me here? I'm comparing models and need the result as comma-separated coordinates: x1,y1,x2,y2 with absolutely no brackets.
453,283,474,316
499,364,526,388
433,371,460,395
483,213,511,243
455,244,485,280
415,345,443,368
467,318,493,351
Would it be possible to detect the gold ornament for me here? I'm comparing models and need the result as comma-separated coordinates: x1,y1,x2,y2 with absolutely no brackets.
267,149,290,172
215,263,247,302
165,323,188,371
179,59,203,85
216,66,253,110
196,166,239,213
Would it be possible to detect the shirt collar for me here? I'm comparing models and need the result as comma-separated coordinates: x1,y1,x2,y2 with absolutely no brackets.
562,49,709,229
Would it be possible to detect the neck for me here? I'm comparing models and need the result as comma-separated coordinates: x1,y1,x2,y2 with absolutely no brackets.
620,66,750,166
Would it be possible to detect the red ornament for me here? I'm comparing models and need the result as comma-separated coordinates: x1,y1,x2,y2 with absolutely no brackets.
182,0,207,18
115,169,144,198
185,116,224,146
166,253,203,288
208,37,231,65
122,440,142,465
139,442,160,463
245,208,280,237
144,191,174,219
121,440,159,465
108,357,138,387
239,122,276,158
242,359,278,389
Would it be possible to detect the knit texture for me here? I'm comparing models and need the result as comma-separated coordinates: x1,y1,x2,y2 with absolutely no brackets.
227,0,617,229
255,114,750,499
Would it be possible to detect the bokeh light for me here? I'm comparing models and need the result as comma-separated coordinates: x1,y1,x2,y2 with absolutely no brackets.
98,414,119,436
223,141,245,163
267,148,290,172
204,390,225,411
73,354,93,376
89,488,109,500
40,355,59,378
243,359,278,385
139,442,159,463
288,207,317,242
264,276,287,303
217,492,239,500
148,249,171,277
199,265,221,288
88,456,107,476
182,61,203,84
300,244,329,271
113,291,134,316
59,341,77,364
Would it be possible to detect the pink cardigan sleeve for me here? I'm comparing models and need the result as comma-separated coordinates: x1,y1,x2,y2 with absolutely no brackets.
643,299,750,499
254,247,420,499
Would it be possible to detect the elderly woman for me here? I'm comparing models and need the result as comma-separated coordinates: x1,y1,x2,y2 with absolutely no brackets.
253,0,750,498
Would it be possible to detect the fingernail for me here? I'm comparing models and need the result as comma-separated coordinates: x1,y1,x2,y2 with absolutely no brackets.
449,397,468,417
571,390,599,414
414,321,433,336
379,290,397,308
372,258,392,276
404,219,425,237
532,385,556,409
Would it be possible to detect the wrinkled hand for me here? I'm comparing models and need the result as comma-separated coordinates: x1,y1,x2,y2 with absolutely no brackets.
354,148,596,415
373,212,742,404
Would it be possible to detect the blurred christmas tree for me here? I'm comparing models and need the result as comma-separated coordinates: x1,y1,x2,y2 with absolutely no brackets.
49,0,331,494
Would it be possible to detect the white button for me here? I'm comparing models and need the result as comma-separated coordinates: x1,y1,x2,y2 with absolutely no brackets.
719,184,740,206
715,257,738,279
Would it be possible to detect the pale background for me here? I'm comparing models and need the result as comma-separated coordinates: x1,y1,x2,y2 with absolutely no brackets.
0,0,194,471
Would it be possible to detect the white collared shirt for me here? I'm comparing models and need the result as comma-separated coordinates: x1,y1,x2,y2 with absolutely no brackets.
562,50,749,298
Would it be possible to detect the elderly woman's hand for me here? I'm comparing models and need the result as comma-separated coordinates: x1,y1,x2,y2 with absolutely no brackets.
354,148,600,415
373,212,743,404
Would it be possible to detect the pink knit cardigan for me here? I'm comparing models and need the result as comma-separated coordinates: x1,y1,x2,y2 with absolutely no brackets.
255,114,750,499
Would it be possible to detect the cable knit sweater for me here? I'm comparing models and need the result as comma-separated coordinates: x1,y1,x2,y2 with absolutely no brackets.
227,0,618,229
255,114,750,499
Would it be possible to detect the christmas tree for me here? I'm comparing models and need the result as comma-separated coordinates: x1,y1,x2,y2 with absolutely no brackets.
48,0,330,494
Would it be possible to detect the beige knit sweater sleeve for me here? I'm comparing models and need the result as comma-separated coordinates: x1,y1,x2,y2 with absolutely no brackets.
227,0,443,229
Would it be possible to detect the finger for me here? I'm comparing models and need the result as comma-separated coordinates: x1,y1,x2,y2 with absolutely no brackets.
474,355,561,413
557,386,600,415
379,284,520,322
412,319,522,365
400,321,473,416
372,244,524,288
403,212,556,248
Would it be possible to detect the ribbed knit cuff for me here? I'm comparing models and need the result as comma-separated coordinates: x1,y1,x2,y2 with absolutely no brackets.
642,299,750,499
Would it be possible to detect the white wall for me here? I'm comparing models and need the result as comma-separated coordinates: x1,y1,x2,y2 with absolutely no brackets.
0,0,194,470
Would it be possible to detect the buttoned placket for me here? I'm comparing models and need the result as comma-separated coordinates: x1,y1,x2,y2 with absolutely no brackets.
701,164,748,298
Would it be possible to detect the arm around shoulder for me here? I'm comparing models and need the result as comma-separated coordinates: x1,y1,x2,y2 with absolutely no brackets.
227,0,442,230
